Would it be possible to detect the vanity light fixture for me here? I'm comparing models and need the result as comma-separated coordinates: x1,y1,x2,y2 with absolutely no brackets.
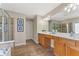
64,7,68,11
73,5,77,10
64,3,79,13
76,3,79,5
43,16,50,21
67,8,71,12
69,4,74,8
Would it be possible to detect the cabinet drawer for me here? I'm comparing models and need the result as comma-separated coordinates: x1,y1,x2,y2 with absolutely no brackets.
45,35,52,39
67,46,79,56
76,41,79,48
67,40,76,47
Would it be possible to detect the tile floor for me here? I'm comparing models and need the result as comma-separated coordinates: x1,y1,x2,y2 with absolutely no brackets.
11,39,53,56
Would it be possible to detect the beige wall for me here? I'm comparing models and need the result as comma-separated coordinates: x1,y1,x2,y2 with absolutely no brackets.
13,17,26,46
8,11,26,46
33,16,37,43
37,16,49,32
8,11,49,45
26,20,33,40
33,15,49,43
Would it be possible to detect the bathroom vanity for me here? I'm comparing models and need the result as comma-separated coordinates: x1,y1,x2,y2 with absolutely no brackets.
38,32,79,56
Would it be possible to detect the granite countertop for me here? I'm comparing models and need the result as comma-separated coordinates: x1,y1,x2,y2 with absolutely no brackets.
38,32,79,41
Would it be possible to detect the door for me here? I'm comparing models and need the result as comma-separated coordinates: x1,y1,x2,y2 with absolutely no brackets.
58,38,66,56
38,34,45,47
67,46,79,56
54,37,59,55
44,37,51,48
66,40,79,56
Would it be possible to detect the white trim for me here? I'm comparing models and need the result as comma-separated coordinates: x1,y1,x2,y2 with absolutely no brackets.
15,42,26,46
2,16,4,42
0,40,14,44
32,39,38,44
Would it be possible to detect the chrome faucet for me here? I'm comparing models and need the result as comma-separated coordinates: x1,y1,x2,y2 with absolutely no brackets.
70,32,74,36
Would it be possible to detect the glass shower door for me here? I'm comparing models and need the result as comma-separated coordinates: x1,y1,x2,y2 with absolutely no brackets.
0,9,13,42
0,16,2,42
3,15,9,41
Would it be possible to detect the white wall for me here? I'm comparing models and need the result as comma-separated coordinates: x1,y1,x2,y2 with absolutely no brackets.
37,16,49,32
33,15,49,43
13,17,26,46
8,11,34,46
7,11,49,45
26,20,33,40
33,16,37,43
7,11,27,46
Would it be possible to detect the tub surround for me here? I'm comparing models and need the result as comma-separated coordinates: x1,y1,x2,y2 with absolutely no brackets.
0,40,14,56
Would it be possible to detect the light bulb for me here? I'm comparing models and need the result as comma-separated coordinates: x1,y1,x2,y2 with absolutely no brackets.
67,8,71,12
64,7,67,11
70,4,74,8
73,6,77,10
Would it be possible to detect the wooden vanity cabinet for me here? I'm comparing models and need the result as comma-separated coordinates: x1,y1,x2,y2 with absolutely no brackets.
66,40,79,56
54,37,79,56
44,35,52,48
38,33,53,49
38,34,45,47
54,36,59,55
38,33,79,56
66,45,79,56
54,37,66,56
75,41,79,48
58,38,66,56
38,34,51,48
38,34,41,45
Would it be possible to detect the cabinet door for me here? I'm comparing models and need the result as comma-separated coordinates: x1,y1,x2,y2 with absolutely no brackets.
38,34,42,44
41,36,45,47
58,38,66,56
38,34,45,47
67,46,79,56
44,37,51,48
54,37,66,56
66,40,79,56
45,35,52,48
54,37,59,55
38,34,51,48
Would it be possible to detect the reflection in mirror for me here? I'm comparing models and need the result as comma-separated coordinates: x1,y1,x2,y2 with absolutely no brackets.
47,3,79,34
0,16,2,42
49,19,79,33
74,22,79,34
49,20,69,33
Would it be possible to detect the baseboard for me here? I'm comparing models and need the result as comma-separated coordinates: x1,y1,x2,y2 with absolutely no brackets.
15,42,26,47
32,39,38,44
26,39,32,40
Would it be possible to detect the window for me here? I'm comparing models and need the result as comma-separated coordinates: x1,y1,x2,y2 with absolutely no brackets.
74,23,79,34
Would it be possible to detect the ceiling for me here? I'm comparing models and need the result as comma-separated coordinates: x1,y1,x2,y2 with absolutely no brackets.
51,9,79,21
1,3,61,19
50,3,79,21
